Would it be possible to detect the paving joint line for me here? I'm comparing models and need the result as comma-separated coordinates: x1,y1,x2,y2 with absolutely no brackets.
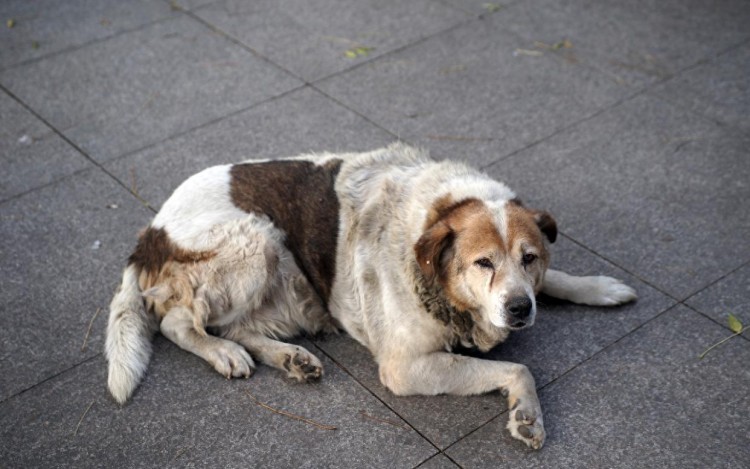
480,14,750,171
439,303,683,454
93,82,308,172
480,85,648,171
0,83,160,212
308,340,447,453
413,450,465,469
560,231,750,336
0,10,186,74
557,232,681,302
0,81,308,210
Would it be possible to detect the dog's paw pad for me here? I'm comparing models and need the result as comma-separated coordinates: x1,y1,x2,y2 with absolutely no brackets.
507,408,545,450
283,349,323,382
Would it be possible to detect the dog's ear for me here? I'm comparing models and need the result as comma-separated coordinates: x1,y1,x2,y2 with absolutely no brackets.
533,211,557,243
414,221,455,284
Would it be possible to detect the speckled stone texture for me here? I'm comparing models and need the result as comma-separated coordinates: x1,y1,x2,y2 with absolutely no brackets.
1,0,748,466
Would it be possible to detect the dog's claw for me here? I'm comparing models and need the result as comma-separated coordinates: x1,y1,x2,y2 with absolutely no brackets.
515,409,535,425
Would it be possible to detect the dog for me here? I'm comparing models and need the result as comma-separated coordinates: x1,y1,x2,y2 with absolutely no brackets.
106,143,637,449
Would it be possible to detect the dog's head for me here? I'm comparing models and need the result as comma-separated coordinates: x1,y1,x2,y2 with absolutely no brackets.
415,196,556,330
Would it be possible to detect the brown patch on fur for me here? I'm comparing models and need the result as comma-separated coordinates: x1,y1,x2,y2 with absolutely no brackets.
229,159,342,304
415,197,505,315
129,228,214,297
129,227,215,275
504,202,555,293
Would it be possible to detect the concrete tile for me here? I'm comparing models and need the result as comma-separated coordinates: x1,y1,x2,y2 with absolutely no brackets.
104,86,395,208
685,263,750,334
416,453,461,469
0,169,153,401
445,306,750,467
193,0,468,82
0,15,302,163
315,236,673,449
487,94,750,299
0,338,435,468
652,42,750,133
0,91,90,202
0,0,175,70
317,18,628,167
488,0,750,88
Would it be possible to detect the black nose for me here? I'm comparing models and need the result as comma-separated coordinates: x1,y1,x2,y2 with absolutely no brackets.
506,296,532,319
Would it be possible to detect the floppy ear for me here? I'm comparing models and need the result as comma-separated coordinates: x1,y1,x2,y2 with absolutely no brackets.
533,211,557,243
414,221,454,284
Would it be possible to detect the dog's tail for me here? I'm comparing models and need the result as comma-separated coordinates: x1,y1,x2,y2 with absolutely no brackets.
105,264,157,404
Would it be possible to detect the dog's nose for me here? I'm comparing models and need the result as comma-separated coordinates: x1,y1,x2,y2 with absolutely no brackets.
506,296,532,319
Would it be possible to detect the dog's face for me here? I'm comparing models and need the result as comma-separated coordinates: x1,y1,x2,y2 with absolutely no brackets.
415,197,556,330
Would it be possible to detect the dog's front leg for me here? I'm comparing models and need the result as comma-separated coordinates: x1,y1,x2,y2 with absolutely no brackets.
542,269,637,306
380,352,545,449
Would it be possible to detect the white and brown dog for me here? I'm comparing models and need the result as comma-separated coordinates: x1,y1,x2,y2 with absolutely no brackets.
106,143,636,449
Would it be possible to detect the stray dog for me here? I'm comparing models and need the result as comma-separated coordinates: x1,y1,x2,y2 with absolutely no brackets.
107,143,637,449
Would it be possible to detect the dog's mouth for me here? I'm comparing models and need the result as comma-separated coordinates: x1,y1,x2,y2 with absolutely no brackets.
507,317,535,330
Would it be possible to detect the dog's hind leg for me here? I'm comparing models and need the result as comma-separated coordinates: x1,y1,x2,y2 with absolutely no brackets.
224,327,323,382
542,269,638,306
160,306,255,379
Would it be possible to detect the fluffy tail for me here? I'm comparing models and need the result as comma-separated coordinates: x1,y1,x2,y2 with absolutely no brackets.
105,264,157,404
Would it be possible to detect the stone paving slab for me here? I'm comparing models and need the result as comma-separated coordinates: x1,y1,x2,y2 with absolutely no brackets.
316,16,629,167
1,0,748,467
0,14,302,163
0,91,91,202
445,306,750,468
652,41,750,133
193,0,469,82
104,86,394,208
685,263,750,335
488,0,750,89
0,337,436,468
314,236,674,449
0,0,176,70
486,93,750,300
0,168,153,400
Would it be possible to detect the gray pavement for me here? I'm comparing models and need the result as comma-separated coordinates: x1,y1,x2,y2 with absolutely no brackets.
1,0,749,467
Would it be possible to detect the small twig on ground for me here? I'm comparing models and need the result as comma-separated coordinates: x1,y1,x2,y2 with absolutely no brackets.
127,167,155,211
73,400,95,436
172,446,191,462
699,327,747,359
243,389,336,430
359,410,410,430
81,308,102,352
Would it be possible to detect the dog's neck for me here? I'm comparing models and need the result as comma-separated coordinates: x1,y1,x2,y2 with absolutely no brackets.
413,265,507,351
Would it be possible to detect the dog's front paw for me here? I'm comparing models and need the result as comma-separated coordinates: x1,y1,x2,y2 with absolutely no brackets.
283,348,323,382
574,276,638,306
590,276,638,305
208,342,256,379
507,407,546,450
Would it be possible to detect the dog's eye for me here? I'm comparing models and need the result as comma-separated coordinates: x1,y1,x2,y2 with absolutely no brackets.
474,258,494,270
522,253,537,265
